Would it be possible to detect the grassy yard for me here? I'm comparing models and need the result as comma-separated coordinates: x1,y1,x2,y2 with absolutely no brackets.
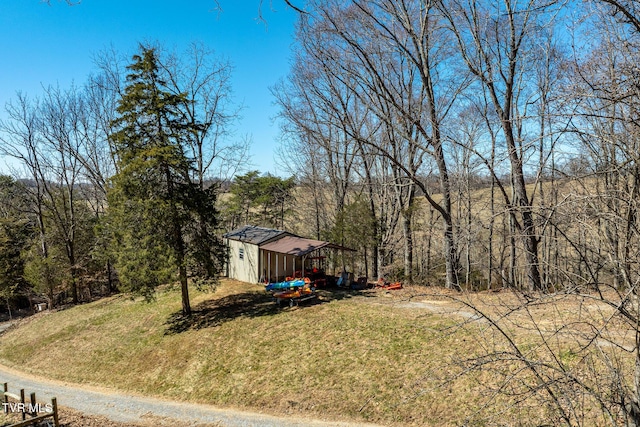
0,280,627,426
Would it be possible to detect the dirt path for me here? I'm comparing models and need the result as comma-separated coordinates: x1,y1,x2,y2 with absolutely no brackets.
0,363,382,427
371,289,482,321
390,300,480,320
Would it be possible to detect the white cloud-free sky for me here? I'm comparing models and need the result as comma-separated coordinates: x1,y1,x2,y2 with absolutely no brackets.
0,1,299,175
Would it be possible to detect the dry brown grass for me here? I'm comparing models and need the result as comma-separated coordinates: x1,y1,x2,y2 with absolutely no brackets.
0,281,633,426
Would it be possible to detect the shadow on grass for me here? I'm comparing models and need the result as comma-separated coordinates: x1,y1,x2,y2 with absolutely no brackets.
165,291,280,334
165,287,377,335
315,287,377,302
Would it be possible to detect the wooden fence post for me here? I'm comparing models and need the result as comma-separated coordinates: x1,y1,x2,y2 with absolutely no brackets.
29,392,36,417
52,397,59,427
2,383,7,413
2,383,59,427
19,389,25,421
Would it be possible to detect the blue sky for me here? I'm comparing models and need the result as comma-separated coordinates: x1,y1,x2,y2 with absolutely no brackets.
0,0,299,175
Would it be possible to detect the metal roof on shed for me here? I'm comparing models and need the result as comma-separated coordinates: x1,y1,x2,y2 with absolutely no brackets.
260,235,354,257
223,225,291,245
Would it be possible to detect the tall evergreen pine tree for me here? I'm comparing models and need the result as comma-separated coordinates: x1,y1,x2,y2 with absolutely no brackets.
107,45,226,316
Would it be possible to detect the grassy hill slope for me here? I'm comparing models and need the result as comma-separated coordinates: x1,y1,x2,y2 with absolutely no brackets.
0,281,558,426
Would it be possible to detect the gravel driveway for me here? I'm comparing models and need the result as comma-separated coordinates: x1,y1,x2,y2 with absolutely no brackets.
0,322,13,335
0,364,381,427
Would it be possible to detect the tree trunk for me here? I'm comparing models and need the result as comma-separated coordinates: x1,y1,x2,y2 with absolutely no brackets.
377,246,385,281
175,216,190,316
443,218,460,290
107,260,116,293
488,172,495,289
505,85,541,290
426,206,435,284
402,184,415,282
403,212,413,281
67,241,79,304
165,161,191,316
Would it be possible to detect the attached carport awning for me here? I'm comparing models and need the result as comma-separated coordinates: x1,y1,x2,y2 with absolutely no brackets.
259,235,354,257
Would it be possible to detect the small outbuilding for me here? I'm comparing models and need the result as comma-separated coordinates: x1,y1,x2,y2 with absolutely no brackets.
223,225,352,284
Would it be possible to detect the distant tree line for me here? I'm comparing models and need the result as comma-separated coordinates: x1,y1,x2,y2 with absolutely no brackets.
0,42,246,316
270,0,640,424
220,170,295,230
271,0,640,293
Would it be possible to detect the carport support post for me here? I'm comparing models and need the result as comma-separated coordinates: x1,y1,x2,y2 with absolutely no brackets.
268,252,271,283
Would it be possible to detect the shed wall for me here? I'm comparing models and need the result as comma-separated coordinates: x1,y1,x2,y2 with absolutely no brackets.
226,239,260,283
